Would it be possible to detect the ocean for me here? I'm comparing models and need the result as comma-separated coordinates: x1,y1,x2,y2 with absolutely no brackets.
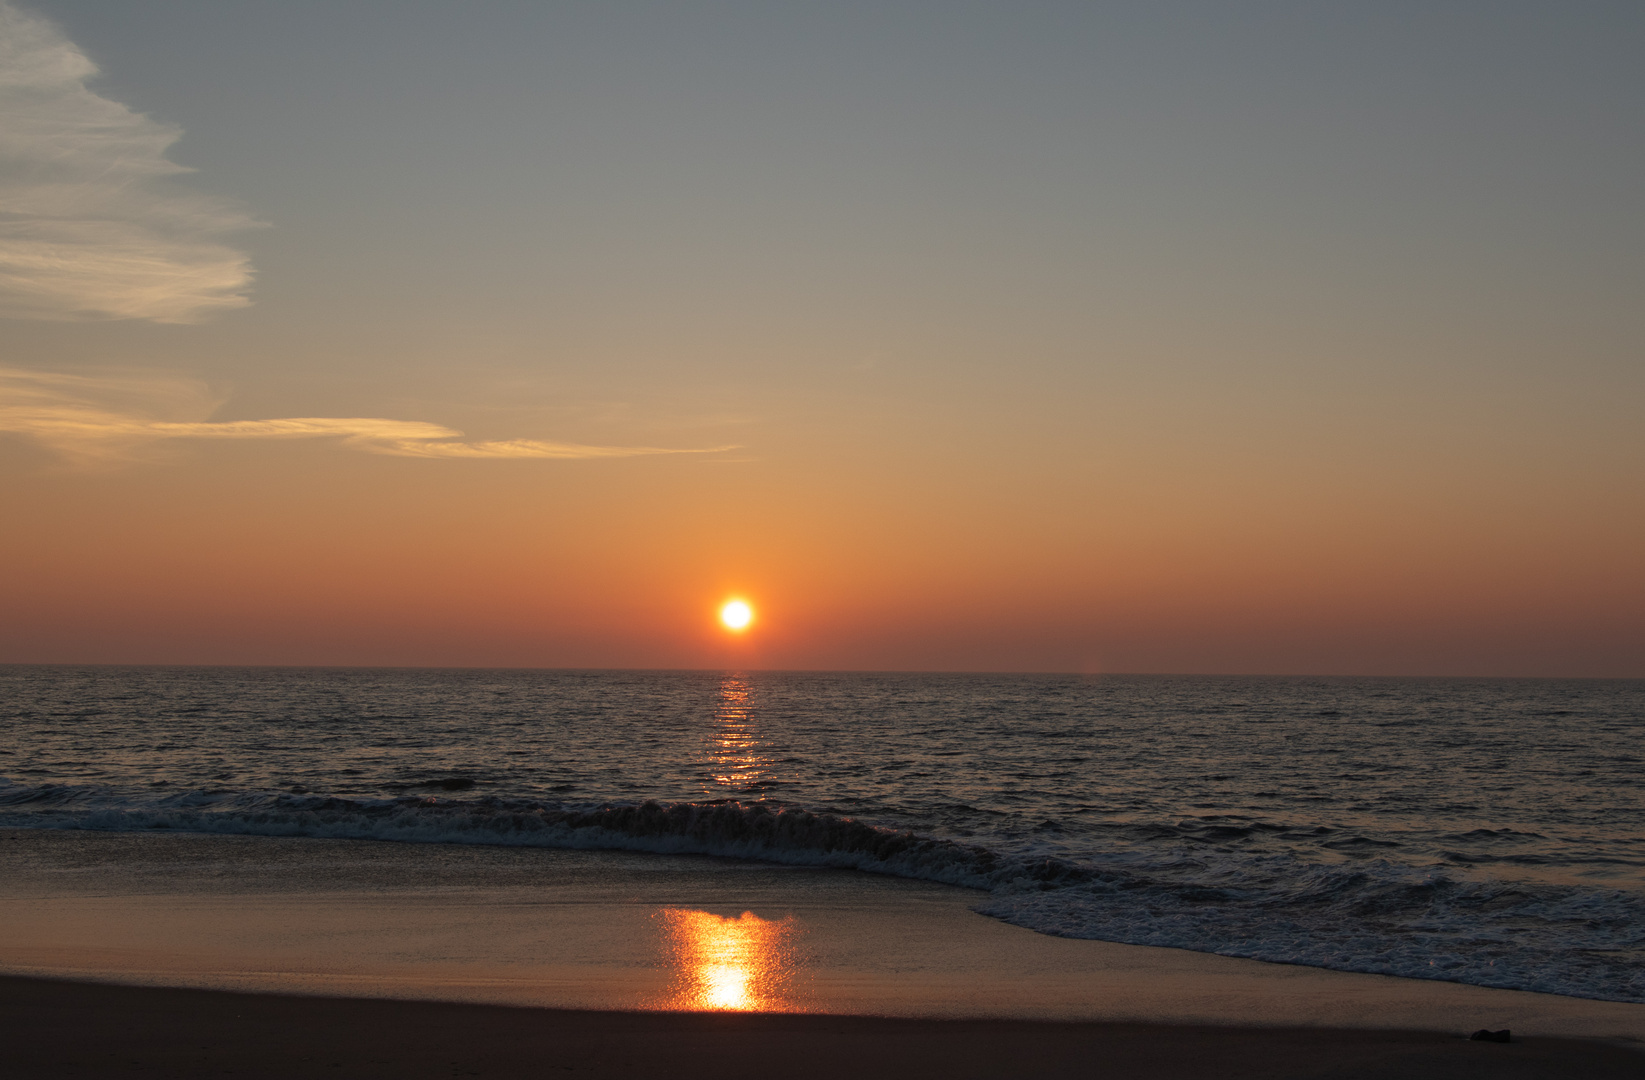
1,666,1640,1004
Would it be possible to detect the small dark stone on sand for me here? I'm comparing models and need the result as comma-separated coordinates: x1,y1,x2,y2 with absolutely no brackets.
1469,1028,1511,1043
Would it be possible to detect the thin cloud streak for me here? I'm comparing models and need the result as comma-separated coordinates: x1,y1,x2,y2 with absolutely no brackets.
0,367,736,462
378,436,735,459
0,1,257,322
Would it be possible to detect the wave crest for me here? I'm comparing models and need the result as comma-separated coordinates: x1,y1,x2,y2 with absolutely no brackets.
1,779,1640,1004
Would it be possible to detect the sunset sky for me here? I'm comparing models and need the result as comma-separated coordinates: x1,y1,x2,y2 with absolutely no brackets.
2,1,1641,675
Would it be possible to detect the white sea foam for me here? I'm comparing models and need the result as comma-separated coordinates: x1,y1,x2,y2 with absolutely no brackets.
4,670,1641,1003
2,779,1640,1004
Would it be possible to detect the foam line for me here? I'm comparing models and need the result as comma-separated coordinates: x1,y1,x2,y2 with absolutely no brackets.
0,779,1640,1004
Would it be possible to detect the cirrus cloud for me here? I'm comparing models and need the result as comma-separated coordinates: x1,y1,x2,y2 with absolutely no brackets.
0,367,737,463
0,1,257,322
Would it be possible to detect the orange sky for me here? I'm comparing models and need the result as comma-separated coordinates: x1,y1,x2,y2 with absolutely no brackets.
3,421,1639,673
1,2,1641,675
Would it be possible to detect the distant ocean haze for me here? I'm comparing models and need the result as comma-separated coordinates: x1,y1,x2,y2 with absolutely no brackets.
0,464,1637,676
0,666,1640,1002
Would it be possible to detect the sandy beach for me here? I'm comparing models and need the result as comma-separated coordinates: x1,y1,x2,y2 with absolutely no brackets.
2,975,1640,1080
2,828,1642,1077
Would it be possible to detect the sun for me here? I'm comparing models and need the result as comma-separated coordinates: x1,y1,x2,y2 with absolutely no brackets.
719,600,753,632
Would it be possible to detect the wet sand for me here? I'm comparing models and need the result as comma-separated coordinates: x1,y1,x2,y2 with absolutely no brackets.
4,975,1642,1080
2,828,1642,1076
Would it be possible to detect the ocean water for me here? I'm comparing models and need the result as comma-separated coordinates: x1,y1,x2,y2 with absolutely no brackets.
1,666,1640,1003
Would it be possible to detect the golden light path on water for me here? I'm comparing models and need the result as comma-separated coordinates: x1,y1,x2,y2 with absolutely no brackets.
654,675,802,1011
656,909,802,1011
710,676,754,790
706,674,780,795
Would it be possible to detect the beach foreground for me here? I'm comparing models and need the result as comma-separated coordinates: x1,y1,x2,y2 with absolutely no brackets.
4,975,1642,1080
4,828,1643,1077
6,830,1644,1034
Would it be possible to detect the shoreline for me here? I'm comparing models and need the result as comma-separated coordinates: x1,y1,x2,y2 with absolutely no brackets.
6,829,1645,1029
4,975,1643,1080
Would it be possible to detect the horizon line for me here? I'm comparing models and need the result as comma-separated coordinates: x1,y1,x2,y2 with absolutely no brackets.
0,662,1638,682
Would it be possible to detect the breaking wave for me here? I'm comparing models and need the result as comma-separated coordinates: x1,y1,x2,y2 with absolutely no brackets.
2,778,1641,1004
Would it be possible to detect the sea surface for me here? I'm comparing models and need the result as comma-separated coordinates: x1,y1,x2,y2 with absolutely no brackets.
1,666,1641,1003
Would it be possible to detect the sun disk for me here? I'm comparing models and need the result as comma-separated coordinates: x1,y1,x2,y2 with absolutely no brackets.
720,600,753,632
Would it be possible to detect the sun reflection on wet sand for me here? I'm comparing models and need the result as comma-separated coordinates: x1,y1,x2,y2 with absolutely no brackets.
656,908,803,1011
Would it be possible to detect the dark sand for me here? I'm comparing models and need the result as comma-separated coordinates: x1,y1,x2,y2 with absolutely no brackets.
2,975,1640,1080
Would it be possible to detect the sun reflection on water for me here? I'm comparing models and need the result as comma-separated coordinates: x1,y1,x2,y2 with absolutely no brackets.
656,908,801,1011
706,675,777,795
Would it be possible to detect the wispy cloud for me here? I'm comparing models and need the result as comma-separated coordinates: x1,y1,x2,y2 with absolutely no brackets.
0,1,257,322
0,367,737,463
